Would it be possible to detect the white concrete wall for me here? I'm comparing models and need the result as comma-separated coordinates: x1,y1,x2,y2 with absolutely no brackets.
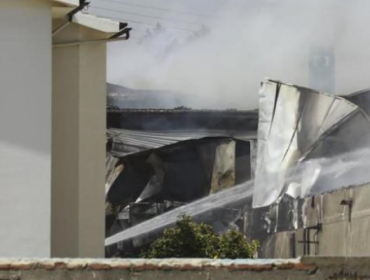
52,25,106,258
0,0,52,257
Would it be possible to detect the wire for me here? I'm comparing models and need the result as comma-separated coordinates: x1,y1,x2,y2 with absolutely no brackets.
89,10,199,32
90,5,204,26
101,15,154,26
94,0,217,18
132,24,193,33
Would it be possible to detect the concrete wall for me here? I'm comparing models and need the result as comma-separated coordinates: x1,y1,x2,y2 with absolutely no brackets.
0,0,52,257
52,24,107,258
0,258,369,280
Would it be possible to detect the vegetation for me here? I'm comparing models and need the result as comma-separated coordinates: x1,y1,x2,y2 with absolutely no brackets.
141,215,258,259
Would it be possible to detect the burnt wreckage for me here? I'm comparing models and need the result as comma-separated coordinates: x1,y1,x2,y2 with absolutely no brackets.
106,80,370,258
246,80,370,257
105,108,259,256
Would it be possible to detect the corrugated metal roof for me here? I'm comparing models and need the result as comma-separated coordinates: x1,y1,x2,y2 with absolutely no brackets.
107,128,256,156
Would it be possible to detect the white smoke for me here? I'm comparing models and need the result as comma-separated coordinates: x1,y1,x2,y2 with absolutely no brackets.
106,0,370,109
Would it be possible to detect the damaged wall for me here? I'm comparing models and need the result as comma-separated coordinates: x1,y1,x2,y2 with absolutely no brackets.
255,182,370,258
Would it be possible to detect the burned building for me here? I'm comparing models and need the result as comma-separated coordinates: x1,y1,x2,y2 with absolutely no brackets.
105,80,370,259
105,108,259,256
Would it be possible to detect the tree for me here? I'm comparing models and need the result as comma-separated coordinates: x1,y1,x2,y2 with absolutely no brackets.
142,215,258,259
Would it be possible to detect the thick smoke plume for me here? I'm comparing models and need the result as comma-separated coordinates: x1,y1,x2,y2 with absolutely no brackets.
107,0,370,109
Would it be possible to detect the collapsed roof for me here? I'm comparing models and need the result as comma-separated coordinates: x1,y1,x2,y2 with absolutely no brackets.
105,109,259,254
107,108,258,156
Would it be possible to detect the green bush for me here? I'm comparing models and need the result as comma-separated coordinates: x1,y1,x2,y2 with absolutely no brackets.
142,215,258,259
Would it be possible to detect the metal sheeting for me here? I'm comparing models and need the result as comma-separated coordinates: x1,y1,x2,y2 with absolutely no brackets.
105,138,246,212
301,111,370,196
106,154,122,195
344,88,370,117
136,153,165,202
210,141,236,193
107,129,256,156
253,79,361,208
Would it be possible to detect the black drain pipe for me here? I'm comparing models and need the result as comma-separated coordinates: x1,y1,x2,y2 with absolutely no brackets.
52,0,90,37
110,22,132,40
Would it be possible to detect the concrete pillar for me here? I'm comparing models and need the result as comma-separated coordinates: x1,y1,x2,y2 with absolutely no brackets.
52,24,107,257
0,0,52,257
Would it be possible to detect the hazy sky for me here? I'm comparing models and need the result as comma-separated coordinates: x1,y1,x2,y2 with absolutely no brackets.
89,0,225,39
87,0,370,110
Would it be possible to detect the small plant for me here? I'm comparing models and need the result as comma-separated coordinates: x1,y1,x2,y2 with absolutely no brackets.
142,215,258,259
218,229,259,259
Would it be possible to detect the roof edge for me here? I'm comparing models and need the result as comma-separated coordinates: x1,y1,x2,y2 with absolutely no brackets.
52,0,79,7
72,12,122,33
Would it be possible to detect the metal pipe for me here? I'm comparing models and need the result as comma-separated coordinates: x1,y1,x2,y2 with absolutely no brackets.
110,28,132,39
53,36,129,48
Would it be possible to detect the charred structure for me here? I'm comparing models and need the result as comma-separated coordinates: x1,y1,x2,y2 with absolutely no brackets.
249,80,370,257
105,108,258,257
105,80,370,259
107,108,258,132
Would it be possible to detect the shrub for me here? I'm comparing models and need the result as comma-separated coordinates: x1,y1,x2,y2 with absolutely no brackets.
218,229,259,259
142,215,258,259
